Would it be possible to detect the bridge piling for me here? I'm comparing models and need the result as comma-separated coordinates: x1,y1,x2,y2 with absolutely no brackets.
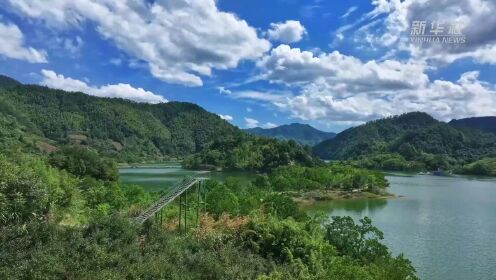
132,177,209,232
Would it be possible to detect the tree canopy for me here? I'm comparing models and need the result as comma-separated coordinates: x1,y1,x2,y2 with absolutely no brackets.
314,112,496,173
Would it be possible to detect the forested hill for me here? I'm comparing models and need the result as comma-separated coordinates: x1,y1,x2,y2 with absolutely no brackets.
0,80,237,162
449,117,496,134
244,123,336,146
313,112,496,166
0,75,21,88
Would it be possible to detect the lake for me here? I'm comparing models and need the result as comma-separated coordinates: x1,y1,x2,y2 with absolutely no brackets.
120,166,496,280
305,174,496,280
119,164,254,192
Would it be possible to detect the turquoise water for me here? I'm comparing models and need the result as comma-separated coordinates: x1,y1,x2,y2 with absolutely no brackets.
306,174,496,280
120,166,496,279
119,164,205,191
119,164,254,192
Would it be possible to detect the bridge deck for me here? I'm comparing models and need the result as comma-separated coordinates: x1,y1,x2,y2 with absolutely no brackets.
133,177,206,224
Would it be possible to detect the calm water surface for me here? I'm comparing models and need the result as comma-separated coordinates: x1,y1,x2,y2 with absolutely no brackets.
305,174,496,280
120,166,496,279
119,164,254,192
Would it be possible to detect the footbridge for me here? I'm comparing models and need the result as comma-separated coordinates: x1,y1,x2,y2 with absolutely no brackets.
132,176,208,231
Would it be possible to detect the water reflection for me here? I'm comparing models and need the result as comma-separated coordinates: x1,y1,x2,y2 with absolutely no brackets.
119,165,257,192
304,198,388,215
303,174,496,280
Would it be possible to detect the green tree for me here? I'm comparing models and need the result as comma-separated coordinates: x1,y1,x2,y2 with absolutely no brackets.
49,146,119,181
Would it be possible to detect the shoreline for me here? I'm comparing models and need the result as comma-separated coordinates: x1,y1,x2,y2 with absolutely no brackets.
286,189,396,206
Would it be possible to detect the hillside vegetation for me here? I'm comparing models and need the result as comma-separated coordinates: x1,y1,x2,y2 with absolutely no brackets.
0,75,417,279
450,116,496,134
0,77,313,170
245,123,336,146
182,135,317,171
457,158,496,176
313,112,496,172
0,75,21,88
0,148,416,279
0,82,236,162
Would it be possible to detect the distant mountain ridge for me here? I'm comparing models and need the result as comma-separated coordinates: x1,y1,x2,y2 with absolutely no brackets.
0,74,315,170
313,112,496,163
244,123,336,146
449,117,496,134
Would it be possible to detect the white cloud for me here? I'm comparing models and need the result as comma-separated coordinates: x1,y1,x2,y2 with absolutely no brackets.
267,20,307,43
263,122,278,129
284,70,496,123
109,58,122,66
255,45,496,123
257,44,428,91
278,70,496,124
41,69,167,104
0,21,47,63
218,86,232,95
230,90,288,103
62,36,83,55
341,6,358,19
361,0,496,64
218,114,233,121
244,117,259,128
9,0,271,86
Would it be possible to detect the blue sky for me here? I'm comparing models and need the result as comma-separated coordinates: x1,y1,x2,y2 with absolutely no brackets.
1,0,495,132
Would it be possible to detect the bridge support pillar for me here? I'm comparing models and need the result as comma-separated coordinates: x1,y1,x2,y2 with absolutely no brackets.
178,194,182,231
196,181,200,227
184,189,188,234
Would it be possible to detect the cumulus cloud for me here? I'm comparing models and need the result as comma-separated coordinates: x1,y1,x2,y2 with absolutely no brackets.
281,70,496,124
267,20,307,43
361,0,496,64
257,45,428,91
218,114,233,121
41,69,167,104
244,117,260,128
9,0,271,86
0,21,47,63
255,45,496,124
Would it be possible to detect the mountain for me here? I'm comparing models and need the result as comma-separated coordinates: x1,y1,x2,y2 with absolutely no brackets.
244,123,335,146
0,75,21,88
313,112,496,166
313,112,438,159
0,79,238,162
449,117,496,134
0,75,315,169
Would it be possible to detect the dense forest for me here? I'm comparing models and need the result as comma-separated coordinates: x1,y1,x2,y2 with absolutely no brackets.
0,138,417,279
0,75,420,279
314,112,496,172
0,76,314,170
450,117,496,134
268,164,389,193
244,123,336,146
0,79,235,162
2,77,494,174
456,158,496,176
5,73,495,278
182,134,317,171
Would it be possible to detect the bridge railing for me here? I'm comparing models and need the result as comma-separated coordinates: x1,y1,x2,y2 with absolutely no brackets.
132,176,206,225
